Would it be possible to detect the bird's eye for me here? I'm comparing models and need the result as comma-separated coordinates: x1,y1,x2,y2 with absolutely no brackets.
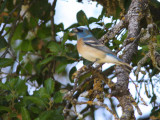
77,28,83,32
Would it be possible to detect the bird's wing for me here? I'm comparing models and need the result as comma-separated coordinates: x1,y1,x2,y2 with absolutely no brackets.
83,37,116,55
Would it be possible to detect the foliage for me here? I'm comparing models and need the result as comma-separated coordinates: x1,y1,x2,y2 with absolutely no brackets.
0,0,160,120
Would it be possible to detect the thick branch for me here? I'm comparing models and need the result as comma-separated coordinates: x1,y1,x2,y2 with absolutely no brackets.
107,0,148,120
118,1,147,120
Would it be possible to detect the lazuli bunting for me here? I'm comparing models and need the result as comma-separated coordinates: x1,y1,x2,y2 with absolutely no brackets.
72,27,132,68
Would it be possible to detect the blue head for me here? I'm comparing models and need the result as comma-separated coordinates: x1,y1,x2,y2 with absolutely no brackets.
73,27,93,40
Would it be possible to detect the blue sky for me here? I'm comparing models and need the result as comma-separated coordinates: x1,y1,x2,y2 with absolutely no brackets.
54,0,102,29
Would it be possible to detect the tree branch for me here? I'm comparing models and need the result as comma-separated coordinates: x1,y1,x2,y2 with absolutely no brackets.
110,0,149,119
50,0,57,41
99,16,128,43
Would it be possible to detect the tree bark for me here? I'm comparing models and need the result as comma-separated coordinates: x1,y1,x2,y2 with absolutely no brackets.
97,0,149,119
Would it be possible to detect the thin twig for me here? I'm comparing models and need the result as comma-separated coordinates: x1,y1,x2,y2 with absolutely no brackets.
76,101,119,119
129,77,147,106
0,2,22,35
51,0,57,41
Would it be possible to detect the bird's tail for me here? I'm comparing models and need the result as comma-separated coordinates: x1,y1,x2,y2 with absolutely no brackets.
117,61,132,69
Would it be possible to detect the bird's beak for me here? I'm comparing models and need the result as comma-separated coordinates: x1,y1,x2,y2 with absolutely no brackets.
69,27,83,36
72,28,78,33
69,28,78,36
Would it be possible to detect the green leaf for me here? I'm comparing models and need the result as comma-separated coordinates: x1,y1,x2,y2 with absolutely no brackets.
38,111,54,120
35,88,50,98
44,78,55,95
76,10,88,26
78,71,92,84
31,38,40,50
23,63,33,74
88,17,98,24
0,37,8,50
30,17,39,29
65,23,79,30
142,45,149,52
55,23,64,32
0,82,10,90
29,106,41,114
0,58,14,68
38,110,64,120
0,106,11,112
105,23,113,29
8,78,19,90
24,96,47,108
47,41,61,54
69,67,76,83
6,94,13,101
33,88,50,105
91,28,105,39
37,25,51,39
8,113,17,118
14,79,27,95
39,56,54,65
157,35,160,44
62,31,69,45
12,23,23,41
113,39,122,44
55,62,67,74
23,18,29,33
0,0,7,13
4,77,27,95
21,107,31,120
29,0,51,21
54,92,63,103
5,75,26,96
21,40,32,51
98,8,106,20
5,0,15,12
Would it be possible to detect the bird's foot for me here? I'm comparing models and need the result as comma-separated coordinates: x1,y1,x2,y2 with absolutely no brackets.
87,63,94,69
72,65,87,79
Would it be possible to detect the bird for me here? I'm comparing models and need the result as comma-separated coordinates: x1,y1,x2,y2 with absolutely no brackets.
72,27,132,68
